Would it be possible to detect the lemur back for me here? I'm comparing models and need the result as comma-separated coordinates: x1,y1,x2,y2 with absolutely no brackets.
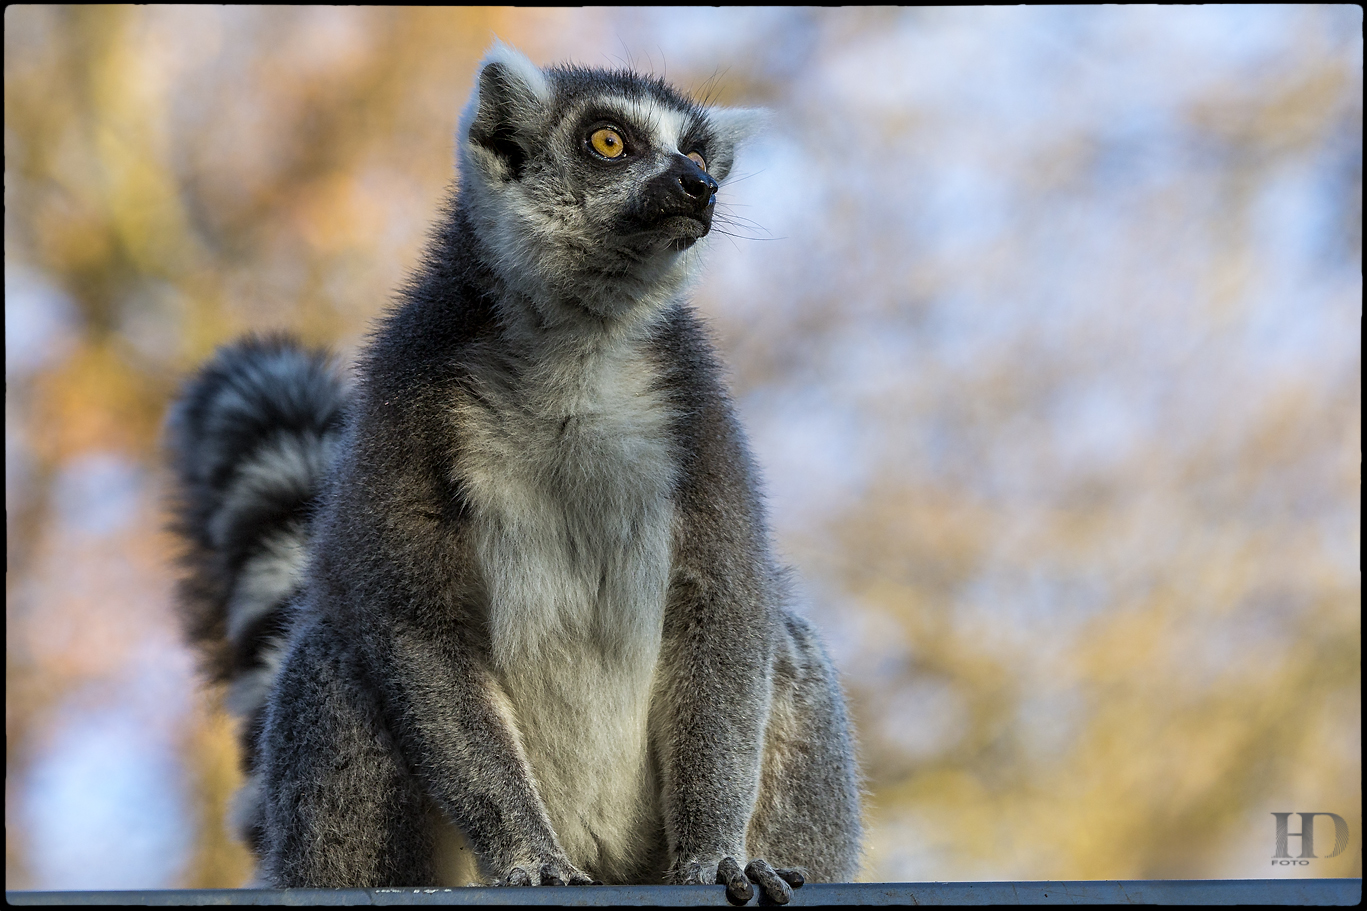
167,43,861,902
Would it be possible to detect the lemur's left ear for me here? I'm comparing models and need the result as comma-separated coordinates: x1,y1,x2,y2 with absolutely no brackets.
702,107,769,183
461,41,551,183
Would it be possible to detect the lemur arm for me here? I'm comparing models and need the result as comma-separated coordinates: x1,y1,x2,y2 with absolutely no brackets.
655,560,775,870
652,387,801,904
368,621,594,885
316,389,596,887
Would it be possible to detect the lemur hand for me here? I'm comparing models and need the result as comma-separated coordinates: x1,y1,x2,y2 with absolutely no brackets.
679,856,805,905
493,855,600,887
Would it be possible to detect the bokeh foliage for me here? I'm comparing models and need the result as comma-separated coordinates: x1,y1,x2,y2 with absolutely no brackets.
5,5,1360,887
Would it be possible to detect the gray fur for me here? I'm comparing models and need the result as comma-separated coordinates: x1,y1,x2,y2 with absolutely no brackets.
167,43,861,898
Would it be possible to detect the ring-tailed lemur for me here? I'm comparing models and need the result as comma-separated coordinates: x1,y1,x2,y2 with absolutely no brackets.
166,43,861,903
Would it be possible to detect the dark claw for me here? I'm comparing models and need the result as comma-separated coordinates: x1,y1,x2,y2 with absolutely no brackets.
746,859,793,906
717,856,754,906
539,863,564,886
775,868,805,889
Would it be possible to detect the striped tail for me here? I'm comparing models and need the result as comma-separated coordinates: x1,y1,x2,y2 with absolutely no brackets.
164,334,348,851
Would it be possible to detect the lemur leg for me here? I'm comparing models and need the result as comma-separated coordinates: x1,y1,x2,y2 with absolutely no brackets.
257,614,435,887
746,611,863,884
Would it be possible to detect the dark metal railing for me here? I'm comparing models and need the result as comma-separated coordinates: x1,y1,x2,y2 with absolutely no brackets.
5,879,1362,905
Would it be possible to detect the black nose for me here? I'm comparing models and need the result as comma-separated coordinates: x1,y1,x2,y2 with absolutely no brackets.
678,169,717,203
628,156,721,235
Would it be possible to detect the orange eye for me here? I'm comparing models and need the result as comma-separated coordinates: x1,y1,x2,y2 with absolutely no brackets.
590,128,626,159
687,151,707,173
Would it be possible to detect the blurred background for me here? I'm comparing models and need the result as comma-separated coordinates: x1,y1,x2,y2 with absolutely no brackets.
5,5,1361,889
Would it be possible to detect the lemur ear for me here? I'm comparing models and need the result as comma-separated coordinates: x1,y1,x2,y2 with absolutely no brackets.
702,107,769,183
462,41,551,183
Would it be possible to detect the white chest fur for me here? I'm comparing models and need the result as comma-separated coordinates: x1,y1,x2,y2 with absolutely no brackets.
451,331,677,881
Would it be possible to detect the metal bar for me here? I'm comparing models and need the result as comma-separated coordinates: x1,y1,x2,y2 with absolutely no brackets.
5,880,1362,905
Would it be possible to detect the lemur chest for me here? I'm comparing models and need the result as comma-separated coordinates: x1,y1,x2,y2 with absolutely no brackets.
454,354,678,644
450,349,676,879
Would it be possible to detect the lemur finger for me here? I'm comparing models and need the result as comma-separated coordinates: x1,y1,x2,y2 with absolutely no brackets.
502,867,532,887
538,863,565,886
774,868,805,888
716,856,755,905
745,859,792,905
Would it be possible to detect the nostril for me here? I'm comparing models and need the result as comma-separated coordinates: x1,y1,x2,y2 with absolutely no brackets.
678,172,715,202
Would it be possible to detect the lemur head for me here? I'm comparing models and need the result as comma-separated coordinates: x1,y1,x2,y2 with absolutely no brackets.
457,42,764,322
